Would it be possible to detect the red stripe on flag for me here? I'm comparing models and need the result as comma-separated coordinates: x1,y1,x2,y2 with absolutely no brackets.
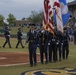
43,0,54,35
48,24,54,31
43,14,46,25
49,11,52,16
49,19,53,25
48,5,51,9
54,2,60,7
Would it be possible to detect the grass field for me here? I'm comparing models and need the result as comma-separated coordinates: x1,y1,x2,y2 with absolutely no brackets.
0,26,30,35
0,37,76,75
10,26,30,35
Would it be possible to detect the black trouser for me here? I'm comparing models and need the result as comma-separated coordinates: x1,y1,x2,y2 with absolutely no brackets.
16,39,24,48
49,44,52,62
51,44,57,62
40,45,48,63
40,44,48,64
56,43,62,61
3,37,11,48
62,44,69,59
29,45,37,66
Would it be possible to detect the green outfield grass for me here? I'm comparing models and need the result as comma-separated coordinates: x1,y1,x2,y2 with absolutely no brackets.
0,26,30,35
0,37,39,53
0,37,76,75
10,26,30,35
0,37,28,52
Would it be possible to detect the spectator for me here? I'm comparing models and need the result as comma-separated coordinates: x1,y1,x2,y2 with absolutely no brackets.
68,28,74,42
74,28,76,45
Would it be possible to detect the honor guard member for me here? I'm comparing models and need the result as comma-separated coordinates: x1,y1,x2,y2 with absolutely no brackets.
50,31,57,62
38,29,48,64
48,32,53,62
56,30,63,61
16,28,24,48
26,24,37,67
2,26,12,48
62,27,70,59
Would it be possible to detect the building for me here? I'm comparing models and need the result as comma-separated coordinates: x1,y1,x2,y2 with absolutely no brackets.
16,20,32,26
68,0,76,18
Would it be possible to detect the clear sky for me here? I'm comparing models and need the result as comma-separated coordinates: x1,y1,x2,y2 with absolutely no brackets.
0,0,74,20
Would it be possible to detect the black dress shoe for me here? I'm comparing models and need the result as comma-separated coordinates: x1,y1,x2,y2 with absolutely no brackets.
22,46,24,48
54,61,56,63
66,56,68,59
30,64,33,67
45,61,48,64
59,59,61,62
9,47,12,48
49,61,52,63
16,47,18,48
2,46,5,48
41,62,43,64
34,63,37,66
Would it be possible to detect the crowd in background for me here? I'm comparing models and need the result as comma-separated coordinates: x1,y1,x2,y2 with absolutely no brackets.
65,16,76,45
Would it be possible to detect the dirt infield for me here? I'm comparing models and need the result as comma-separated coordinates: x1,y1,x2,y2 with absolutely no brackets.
0,52,40,66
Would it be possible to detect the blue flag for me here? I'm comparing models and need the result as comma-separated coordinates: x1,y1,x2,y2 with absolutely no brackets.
59,0,70,26
54,0,70,26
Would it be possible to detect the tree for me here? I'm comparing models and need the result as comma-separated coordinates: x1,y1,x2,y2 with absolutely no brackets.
22,17,26,20
7,13,16,26
27,11,43,23
0,14,5,26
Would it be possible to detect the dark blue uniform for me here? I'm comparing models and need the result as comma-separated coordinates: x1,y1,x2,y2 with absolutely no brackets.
27,29,37,67
3,28,11,48
62,28,70,59
38,30,48,64
16,28,24,48
48,32,53,62
51,35,57,62
56,31,63,61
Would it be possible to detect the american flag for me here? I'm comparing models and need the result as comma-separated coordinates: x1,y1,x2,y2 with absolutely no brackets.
43,0,54,35
54,0,63,33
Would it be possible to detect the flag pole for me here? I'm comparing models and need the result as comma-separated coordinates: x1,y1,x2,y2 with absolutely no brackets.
52,0,55,37
52,0,55,24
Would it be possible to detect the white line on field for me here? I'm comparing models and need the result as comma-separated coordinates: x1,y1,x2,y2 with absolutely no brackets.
0,61,40,67
0,63,29,67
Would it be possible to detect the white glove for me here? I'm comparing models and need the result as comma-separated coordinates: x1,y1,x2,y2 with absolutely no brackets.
61,43,63,45
48,43,50,45
41,30,45,33
56,42,59,45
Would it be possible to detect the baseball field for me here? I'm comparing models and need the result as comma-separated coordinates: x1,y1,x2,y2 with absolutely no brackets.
0,37,76,75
